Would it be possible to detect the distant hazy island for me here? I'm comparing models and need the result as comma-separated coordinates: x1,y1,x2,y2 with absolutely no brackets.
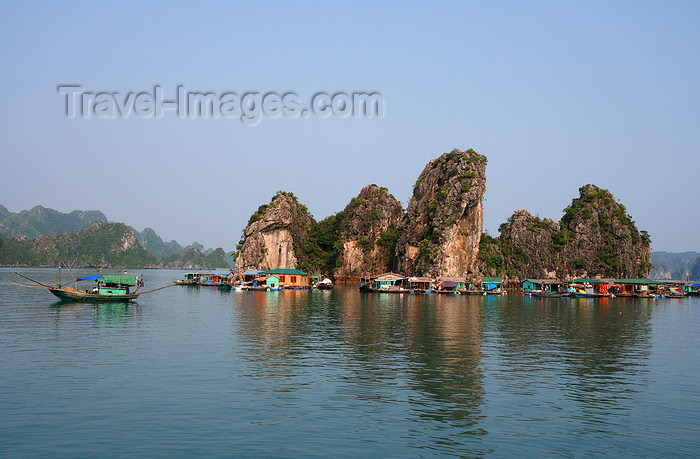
0,205,231,269
1,148,696,280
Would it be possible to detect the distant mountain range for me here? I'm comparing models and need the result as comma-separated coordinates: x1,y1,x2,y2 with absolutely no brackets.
0,204,107,239
650,251,700,281
0,204,232,269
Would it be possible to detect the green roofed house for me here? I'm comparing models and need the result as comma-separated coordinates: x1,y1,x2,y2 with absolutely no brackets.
481,277,504,295
523,279,562,293
260,269,310,289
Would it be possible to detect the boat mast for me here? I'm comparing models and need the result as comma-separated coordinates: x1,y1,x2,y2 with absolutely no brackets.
58,260,61,287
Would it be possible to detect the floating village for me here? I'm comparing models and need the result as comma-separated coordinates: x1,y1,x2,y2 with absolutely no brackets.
171,269,700,299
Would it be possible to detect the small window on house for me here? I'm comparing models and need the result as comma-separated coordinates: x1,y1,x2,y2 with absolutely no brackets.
280,275,286,282
291,276,297,283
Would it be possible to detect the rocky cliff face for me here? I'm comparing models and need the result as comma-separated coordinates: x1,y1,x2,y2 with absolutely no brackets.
395,148,487,277
335,185,404,277
234,192,314,272
479,185,652,279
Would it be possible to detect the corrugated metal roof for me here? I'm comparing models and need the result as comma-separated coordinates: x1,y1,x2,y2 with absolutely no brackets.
573,278,608,284
616,278,665,284
261,269,309,276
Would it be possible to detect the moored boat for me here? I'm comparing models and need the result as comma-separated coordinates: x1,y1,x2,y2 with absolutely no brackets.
13,265,174,303
316,278,334,290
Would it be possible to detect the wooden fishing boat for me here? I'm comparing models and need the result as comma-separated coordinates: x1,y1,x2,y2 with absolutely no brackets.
13,266,174,303
48,286,141,302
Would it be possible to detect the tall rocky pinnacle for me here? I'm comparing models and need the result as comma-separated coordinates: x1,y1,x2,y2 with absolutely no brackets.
479,184,652,279
395,148,487,277
335,185,404,277
234,191,314,272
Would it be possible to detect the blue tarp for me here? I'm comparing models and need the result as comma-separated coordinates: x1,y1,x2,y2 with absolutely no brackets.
243,271,261,276
210,270,232,275
485,283,498,291
77,275,102,281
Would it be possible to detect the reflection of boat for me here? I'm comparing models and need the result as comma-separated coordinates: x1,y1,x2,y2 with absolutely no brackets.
531,291,565,298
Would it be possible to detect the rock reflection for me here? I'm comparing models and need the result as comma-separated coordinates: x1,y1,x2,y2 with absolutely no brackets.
493,295,652,438
233,287,488,450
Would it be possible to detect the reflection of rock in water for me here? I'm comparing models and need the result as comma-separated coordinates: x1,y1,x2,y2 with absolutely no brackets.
403,295,486,434
340,292,486,438
495,297,652,433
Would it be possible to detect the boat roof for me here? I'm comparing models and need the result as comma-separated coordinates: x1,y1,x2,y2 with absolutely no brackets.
209,270,232,276
77,275,102,281
481,277,502,283
101,274,137,286
524,278,561,284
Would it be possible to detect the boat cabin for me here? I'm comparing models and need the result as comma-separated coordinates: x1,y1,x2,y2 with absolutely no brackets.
99,274,137,295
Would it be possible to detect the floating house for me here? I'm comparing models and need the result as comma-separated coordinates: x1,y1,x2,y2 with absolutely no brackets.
615,279,665,297
359,273,408,292
523,279,563,293
260,269,311,289
481,277,504,294
436,276,465,293
408,276,433,292
374,272,406,290
176,272,202,285
571,278,611,297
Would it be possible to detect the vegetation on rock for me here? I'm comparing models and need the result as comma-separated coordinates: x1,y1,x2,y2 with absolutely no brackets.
480,185,652,279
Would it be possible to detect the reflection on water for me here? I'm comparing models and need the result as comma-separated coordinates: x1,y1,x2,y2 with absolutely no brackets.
1,268,698,456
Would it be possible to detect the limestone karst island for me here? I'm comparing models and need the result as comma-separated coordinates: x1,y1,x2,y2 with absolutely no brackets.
2,148,697,297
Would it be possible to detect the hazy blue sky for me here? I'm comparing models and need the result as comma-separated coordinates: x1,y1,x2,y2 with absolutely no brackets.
1,1,697,252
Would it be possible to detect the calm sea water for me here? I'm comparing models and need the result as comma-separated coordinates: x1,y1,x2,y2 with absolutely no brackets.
1,267,699,457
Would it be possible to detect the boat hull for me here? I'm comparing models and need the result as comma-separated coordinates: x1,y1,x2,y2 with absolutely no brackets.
49,288,140,303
